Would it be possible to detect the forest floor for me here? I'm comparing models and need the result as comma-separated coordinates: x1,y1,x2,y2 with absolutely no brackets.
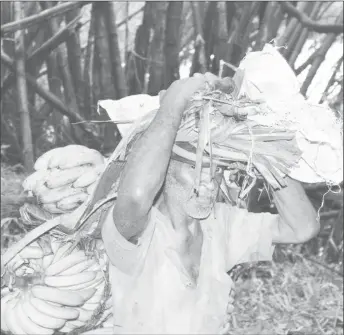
1,164,343,335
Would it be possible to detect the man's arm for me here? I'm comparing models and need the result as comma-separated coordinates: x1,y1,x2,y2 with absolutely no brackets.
102,75,229,244
271,176,320,244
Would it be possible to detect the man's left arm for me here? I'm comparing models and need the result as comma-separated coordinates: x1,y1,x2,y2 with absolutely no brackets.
270,176,320,244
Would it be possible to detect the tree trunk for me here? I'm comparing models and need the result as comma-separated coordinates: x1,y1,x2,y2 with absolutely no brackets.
65,7,84,112
254,2,282,51
213,2,228,76
288,2,322,67
148,2,168,95
203,2,218,71
41,2,81,116
164,1,183,87
46,50,68,146
83,11,96,119
278,2,309,50
14,2,34,171
127,2,155,94
93,3,116,99
284,2,314,61
319,56,343,104
105,1,128,98
300,10,342,96
222,2,260,77
190,1,207,75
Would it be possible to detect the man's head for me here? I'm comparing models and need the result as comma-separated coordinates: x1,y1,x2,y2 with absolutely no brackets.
163,159,224,220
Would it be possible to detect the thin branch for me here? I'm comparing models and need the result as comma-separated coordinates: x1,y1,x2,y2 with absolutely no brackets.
116,5,144,29
1,14,82,97
1,50,99,144
319,56,343,103
294,49,319,75
279,1,343,34
1,1,90,35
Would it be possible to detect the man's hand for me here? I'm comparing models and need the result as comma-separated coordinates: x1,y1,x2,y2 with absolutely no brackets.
160,73,235,111
104,73,234,245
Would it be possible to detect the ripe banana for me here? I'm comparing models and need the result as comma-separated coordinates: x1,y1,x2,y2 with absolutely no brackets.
56,193,88,211
73,170,100,188
60,259,96,276
39,185,84,204
45,166,94,189
66,319,85,329
34,147,65,171
58,150,104,170
23,298,66,329
42,254,55,269
16,299,54,335
86,182,97,195
19,245,44,259
85,286,105,305
72,288,96,302
48,145,90,169
22,170,49,192
31,285,85,307
1,291,19,332
57,201,87,229
52,242,76,264
46,250,87,276
77,308,94,322
5,298,28,335
44,271,97,288
42,203,66,214
62,272,104,291
59,324,76,332
30,296,80,320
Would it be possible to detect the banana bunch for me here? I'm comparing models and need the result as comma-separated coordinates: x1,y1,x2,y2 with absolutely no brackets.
1,240,110,334
23,145,105,215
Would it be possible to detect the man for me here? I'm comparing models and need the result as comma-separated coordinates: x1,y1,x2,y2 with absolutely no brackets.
101,73,319,334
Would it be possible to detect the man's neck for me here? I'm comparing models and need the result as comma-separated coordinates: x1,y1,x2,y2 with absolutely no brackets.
157,195,198,233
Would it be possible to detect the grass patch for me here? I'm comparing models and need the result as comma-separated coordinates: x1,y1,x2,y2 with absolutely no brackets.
228,260,343,335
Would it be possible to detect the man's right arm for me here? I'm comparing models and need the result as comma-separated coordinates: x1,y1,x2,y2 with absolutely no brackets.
102,77,210,246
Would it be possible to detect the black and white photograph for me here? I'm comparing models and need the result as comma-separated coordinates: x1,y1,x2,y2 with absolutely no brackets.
1,1,343,334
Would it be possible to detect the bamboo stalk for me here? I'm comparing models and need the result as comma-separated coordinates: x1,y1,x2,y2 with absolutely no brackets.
127,2,155,94
105,1,128,98
319,56,343,104
213,2,228,76
300,10,343,96
222,2,259,77
41,1,81,118
288,3,322,67
148,2,169,95
164,1,183,87
14,2,34,172
125,2,129,64
1,13,82,99
253,2,280,51
1,1,90,35
83,11,96,119
92,2,116,99
284,2,315,61
278,2,309,50
65,7,84,111
190,1,207,75
1,50,99,144
279,1,343,34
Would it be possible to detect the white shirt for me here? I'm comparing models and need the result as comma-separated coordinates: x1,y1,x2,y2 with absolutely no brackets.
104,203,277,334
